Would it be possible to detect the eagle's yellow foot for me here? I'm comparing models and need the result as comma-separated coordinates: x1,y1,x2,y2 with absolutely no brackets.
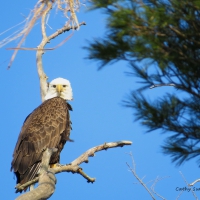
50,163,64,168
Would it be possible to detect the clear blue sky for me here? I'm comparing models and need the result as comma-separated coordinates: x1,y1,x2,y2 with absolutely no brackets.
0,1,199,199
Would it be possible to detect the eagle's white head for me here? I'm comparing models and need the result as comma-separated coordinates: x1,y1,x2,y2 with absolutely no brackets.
44,77,73,101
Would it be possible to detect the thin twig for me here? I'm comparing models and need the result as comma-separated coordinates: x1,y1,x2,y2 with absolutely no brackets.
150,176,169,200
48,21,86,40
0,19,27,37
15,178,39,193
175,190,184,200
150,83,177,89
179,171,198,200
2,0,82,68
7,22,86,51
179,171,189,185
127,152,156,200
150,82,200,98
8,1,46,69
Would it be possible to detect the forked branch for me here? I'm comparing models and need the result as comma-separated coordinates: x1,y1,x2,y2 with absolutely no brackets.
126,152,168,200
15,140,132,196
36,2,85,101
4,0,81,69
16,148,57,200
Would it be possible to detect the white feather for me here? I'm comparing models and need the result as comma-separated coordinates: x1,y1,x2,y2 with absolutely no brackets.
44,77,73,101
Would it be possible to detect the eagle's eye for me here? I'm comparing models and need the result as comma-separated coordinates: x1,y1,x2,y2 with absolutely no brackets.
52,85,56,88
63,85,67,87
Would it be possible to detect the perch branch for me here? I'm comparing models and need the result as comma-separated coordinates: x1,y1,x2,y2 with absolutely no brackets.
15,140,132,192
71,140,132,166
16,148,57,200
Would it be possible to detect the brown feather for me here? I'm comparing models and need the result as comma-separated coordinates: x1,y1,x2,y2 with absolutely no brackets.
11,97,72,192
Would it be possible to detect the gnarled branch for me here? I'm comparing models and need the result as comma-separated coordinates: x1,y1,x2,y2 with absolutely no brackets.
16,148,57,200
15,140,132,195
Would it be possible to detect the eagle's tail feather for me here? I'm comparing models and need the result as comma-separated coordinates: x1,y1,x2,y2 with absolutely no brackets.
15,162,41,193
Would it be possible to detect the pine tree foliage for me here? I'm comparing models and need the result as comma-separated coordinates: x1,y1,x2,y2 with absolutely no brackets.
86,0,200,165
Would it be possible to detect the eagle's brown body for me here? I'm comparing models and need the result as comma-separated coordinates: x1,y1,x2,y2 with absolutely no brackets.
11,97,72,189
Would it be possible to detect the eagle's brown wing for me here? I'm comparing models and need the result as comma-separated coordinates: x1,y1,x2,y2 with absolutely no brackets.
11,97,72,189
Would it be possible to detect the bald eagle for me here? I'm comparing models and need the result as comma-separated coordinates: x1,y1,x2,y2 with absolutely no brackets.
11,77,73,192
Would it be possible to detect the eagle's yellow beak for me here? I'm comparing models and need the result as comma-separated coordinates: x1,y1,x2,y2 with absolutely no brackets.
56,84,63,94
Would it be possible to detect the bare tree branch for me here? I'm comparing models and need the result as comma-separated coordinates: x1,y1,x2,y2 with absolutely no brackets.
189,179,200,187
126,152,156,200
71,140,132,166
7,22,86,51
36,1,85,101
9,1,132,199
150,83,177,89
150,176,169,200
15,140,132,194
149,83,200,98
16,148,57,200
49,22,85,40
36,0,53,102
15,140,132,193
1,0,81,69
178,171,198,200
8,0,47,69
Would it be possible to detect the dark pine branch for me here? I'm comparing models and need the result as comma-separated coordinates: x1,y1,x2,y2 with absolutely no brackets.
86,0,200,165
